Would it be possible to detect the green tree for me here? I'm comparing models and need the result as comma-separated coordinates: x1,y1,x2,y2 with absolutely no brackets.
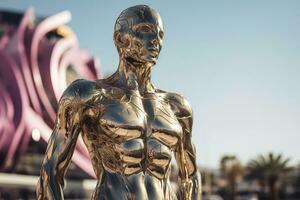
288,163,300,194
247,153,293,200
220,155,244,200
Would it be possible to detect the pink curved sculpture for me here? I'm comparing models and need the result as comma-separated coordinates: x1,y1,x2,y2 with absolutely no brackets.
0,8,101,177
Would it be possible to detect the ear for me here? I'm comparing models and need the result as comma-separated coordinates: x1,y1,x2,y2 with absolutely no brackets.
114,31,129,48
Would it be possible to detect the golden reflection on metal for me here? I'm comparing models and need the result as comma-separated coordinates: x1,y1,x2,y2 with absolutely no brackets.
37,5,201,200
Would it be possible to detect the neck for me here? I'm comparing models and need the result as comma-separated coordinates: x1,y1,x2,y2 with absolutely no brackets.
109,56,155,94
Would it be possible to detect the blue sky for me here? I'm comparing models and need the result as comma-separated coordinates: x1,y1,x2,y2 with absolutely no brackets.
1,1,299,168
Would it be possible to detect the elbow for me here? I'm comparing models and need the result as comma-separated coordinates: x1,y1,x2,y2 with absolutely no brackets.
40,158,56,178
39,158,63,186
37,159,64,199
36,161,51,200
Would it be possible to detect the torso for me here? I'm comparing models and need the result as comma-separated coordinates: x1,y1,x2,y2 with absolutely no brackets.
80,80,184,200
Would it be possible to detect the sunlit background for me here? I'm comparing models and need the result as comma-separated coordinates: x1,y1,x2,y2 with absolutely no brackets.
0,1,299,200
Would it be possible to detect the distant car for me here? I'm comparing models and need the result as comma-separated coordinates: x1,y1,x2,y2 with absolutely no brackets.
202,195,224,200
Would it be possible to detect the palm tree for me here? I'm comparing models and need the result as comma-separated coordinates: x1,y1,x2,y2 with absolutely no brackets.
220,155,244,200
247,153,293,200
288,163,300,196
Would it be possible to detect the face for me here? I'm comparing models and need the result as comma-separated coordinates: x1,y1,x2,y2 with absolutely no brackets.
115,6,164,65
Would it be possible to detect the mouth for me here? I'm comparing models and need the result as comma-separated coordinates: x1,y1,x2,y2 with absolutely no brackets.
148,48,159,58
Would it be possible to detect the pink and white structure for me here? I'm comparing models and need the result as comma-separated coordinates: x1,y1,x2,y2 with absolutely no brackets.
0,8,101,177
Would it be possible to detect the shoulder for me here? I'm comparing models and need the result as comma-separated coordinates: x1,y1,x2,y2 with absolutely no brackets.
61,79,97,102
58,79,98,113
56,79,97,129
158,89,193,118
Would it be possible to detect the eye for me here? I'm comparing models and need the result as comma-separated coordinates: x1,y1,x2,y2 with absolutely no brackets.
138,25,151,33
159,31,164,39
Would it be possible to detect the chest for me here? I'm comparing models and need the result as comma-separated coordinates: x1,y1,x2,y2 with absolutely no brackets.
82,91,182,177
85,91,183,147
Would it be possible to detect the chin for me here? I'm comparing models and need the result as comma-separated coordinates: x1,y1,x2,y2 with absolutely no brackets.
138,58,157,65
144,55,158,64
125,54,157,65
144,59,157,65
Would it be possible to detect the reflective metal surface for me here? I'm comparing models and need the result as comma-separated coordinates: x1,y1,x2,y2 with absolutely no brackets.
37,5,201,200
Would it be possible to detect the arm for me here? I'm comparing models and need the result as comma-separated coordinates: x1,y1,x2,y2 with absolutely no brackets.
170,94,202,200
36,80,92,200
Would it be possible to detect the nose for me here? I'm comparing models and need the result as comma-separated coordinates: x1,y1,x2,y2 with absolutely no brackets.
150,38,159,48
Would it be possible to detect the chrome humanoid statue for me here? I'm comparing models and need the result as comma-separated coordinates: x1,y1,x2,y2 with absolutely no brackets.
37,5,201,200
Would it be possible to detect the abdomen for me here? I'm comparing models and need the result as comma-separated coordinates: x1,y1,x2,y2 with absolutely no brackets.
92,171,177,200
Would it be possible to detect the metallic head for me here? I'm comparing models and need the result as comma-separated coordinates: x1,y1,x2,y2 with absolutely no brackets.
114,5,164,65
